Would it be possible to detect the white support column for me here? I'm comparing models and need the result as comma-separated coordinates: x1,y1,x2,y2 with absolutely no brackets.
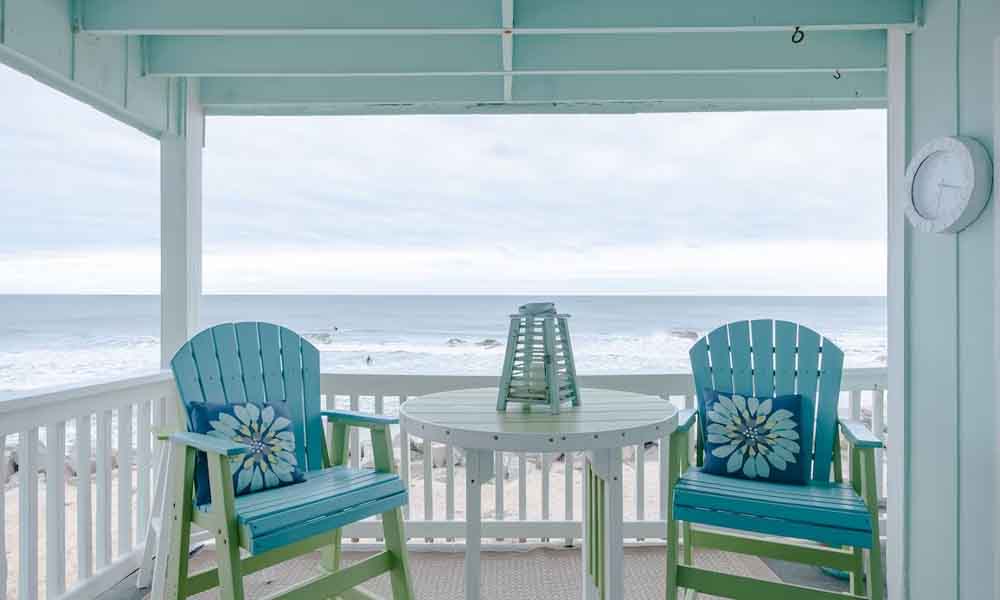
160,78,204,368
886,27,908,600
143,78,203,596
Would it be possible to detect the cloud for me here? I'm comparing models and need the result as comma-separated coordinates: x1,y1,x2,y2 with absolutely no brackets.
0,65,887,294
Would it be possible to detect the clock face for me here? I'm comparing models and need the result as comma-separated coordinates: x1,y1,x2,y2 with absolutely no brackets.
903,136,992,234
911,150,965,221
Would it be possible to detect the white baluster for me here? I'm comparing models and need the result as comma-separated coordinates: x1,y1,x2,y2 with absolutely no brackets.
424,437,434,542
541,452,550,542
349,395,360,469
564,451,574,546
494,451,504,540
96,410,112,568
45,422,66,598
873,389,886,500
75,415,93,581
137,400,152,534
399,395,410,520
118,405,133,555
446,443,455,541
19,427,39,600
635,442,645,541
518,452,527,543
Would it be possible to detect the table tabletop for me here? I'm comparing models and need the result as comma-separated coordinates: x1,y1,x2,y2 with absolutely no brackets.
399,387,677,452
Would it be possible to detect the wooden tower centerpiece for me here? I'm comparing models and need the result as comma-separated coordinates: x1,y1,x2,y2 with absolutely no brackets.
497,302,580,414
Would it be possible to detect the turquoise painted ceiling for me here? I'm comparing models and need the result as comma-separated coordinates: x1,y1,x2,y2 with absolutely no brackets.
79,0,917,115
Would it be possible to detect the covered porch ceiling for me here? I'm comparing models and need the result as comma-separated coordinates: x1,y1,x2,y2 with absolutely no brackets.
76,0,918,116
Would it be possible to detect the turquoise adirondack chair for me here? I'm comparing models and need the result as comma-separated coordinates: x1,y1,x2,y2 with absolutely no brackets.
165,322,414,600
665,320,883,600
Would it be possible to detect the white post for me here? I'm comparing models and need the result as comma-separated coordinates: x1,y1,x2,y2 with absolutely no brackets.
160,78,204,369
142,78,203,594
886,27,908,600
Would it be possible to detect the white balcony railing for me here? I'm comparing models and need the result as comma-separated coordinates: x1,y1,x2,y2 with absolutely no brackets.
1,368,888,600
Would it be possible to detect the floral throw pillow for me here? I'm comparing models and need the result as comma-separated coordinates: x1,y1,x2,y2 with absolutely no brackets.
188,402,306,506
699,390,810,484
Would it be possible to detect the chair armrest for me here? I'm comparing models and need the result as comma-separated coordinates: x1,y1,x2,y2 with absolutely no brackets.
838,419,883,449
171,432,251,456
321,409,398,428
675,408,697,434
154,425,181,441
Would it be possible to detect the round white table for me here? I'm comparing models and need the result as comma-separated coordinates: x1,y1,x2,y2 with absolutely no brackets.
400,388,677,600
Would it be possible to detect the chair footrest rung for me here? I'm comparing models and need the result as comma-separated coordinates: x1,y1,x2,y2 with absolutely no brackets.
691,528,861,571
676,565,868,600
263,551,395,600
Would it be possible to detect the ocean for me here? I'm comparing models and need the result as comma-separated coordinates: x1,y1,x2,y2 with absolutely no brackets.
0,295,886,394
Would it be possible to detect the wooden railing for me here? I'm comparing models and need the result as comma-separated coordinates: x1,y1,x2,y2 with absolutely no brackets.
0,368,887,599
0,372,177,600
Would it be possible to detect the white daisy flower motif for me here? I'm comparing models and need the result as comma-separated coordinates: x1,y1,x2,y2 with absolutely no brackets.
208,403,299,494
706,393,800,479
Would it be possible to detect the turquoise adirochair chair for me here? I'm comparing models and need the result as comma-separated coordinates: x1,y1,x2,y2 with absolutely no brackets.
164,322,415,600
665,320,883,600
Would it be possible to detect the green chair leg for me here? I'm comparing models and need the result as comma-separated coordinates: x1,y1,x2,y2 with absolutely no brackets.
862,450,884,600
665,433,683,600
372,425,415,600
164,446,196,600
320,529,344,572
682,522,693,565
382,506,416,600
207,452,246,600
680,431,693,566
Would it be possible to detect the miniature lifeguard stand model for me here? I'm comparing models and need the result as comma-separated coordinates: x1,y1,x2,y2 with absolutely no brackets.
497,302,581,414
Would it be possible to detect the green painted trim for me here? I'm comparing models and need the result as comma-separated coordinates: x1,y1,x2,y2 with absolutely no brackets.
691,529,860,571
676,566,869,600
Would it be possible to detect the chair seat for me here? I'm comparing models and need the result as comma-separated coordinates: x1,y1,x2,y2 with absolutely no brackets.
198,466,407,554
673,469,874,548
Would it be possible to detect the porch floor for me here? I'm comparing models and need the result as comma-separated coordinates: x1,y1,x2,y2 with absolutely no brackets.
99,543,853,600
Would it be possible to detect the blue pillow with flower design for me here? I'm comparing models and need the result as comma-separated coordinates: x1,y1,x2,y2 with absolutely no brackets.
699,390,810,484
188,401,306,506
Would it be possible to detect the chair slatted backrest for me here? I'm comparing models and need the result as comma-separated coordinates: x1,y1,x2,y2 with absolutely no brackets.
689,319,844,485
171,322,326,472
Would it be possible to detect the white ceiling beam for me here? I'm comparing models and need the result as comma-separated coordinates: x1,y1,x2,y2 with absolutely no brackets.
199,71,886,108
81,0,917,35
143,31,887,78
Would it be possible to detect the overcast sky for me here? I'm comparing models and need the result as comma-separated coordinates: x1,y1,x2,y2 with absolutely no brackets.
0,65,887,295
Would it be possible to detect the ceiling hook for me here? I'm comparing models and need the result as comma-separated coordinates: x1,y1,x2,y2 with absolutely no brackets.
833,69,842,80
792,26,805,44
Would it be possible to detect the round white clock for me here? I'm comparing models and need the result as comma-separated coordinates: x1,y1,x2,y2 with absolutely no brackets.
904,136,993,233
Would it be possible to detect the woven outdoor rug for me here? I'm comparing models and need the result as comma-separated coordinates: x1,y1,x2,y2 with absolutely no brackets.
174,544,779,600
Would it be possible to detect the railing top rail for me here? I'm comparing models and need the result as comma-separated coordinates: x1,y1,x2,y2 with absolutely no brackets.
319,368,888,397
0,370,175,435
